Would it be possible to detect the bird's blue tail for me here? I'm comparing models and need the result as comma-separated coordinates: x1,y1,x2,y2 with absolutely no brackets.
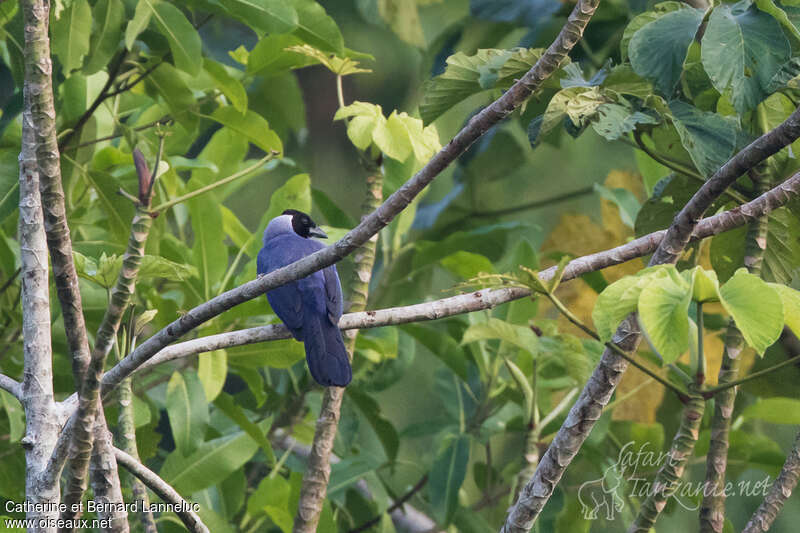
303,315,352,387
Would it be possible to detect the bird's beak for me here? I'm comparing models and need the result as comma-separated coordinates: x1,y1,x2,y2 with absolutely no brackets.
309,227,328,239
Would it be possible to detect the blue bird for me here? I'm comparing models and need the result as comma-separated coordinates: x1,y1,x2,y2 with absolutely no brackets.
257,209,352,387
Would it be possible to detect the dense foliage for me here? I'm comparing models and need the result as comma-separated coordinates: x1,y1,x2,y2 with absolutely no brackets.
1,0,800,532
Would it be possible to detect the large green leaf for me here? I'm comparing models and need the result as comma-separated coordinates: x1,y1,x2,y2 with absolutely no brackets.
769,283,800,336
592,266,671,341
348,389,400,462
461,317,539,355
246,34,314,76
159,427,260,495
701,1,791,113
124,0,150,50
591,102,660,141
144,0,203,76
145,62,197,129
711,204,800,284
220,0,298,37
628,6,705,95
247,475,293,531
719,268,784,355
188,193,226,299
84,0,124,75
669,100,738,177
51,0,91,74
621,1,685,62
209,107,283,154
741,397,800,424
166,371,209,457
198,349,227,402
401,324,469,381
204,59,248,114
290,0,344,53
637,268,692,363
214,392,275,465
428,435,470,525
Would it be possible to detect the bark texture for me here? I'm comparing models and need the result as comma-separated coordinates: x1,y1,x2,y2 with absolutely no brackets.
294,170,383,532
742,430,800,533
20,1,61,529
699,177,770,533
88,407,129,533
627,393,705,533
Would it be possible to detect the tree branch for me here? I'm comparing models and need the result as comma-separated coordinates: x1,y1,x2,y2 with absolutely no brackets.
627,392,705,532
20,0,61,527
294,168,383,532
501,104,800,533
109,171,800,377
113,447,210,533
88,408,129,532
97,0,603,401
60,151,156,525
0,374,21,401
741,430,800,533
699,173,770,533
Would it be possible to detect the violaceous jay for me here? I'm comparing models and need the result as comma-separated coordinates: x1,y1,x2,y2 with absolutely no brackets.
257,209,352,387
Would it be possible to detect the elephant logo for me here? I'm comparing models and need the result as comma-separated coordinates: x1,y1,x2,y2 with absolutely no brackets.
577,462,626,520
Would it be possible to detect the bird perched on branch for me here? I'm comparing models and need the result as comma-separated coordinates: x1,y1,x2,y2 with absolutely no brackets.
257,209,352,387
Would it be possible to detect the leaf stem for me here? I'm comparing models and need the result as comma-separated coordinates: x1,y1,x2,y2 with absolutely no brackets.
151,153,276,213
696,301,705,385
702,353,800,397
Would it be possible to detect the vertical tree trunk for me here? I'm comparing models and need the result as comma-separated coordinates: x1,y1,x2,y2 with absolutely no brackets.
293,170,383,532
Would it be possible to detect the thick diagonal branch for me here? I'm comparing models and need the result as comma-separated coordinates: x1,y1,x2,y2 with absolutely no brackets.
114,448,209,533
98,0,601,400
124,172,800,377
294,170,383,532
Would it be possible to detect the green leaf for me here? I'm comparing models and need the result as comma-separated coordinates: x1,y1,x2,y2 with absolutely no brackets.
227,339,306,369
125,0,150,50
591,102,660,141
719,268,784,355
401,324,468,381
348,389,400,462
440,251,496,280
593,183,641,228
768,283,800,336
461,317,539,355
247,34,314,76
669,100,738,177
247,475,293,531
290,0,344,54
755,0,800,40
682,266,721,302
283,44,371,76
621,2,685,62
741,397,800,424
145,62,197,129
204,59,248,114
160,428,260,495
637,268,692,363
541,87,606,138
214,392,275,465
220,0,298,36
701,1,791,113
51,0,92,74
592,266,671,341
84,0,124,75
711,205,800,284
209,107,283,155
503,357,534,423
166,371,209,456
189,195,227,299
628,6,705,95
198,349,227,402
419,49,510,124
145,0,203,76
428,435,470,525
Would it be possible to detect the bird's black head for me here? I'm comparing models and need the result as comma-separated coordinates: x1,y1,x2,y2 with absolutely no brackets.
282,209,328,239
